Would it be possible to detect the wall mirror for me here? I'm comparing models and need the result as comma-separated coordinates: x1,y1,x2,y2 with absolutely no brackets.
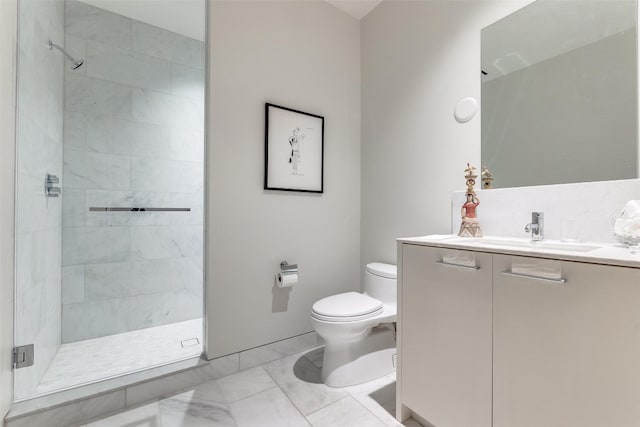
481,0,638,189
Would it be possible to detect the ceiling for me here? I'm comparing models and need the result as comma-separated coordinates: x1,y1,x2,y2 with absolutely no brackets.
325,0,383,20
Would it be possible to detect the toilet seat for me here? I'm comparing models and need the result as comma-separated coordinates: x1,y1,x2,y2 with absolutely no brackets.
311,292,383,322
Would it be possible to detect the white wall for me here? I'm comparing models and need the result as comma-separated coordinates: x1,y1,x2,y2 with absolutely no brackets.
361,0,531,268
207,1,361,357
0,0,17,417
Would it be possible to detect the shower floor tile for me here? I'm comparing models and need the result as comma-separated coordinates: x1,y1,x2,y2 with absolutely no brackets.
36,318,203,395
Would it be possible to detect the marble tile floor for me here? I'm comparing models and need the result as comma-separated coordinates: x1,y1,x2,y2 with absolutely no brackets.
81,347,423,427
36,318,203,396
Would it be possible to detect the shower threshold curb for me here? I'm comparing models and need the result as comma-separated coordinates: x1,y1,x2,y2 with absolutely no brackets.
5,355,208,425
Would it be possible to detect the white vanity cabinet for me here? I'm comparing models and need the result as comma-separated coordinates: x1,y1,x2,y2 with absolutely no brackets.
398,239,640,427
493,254,640,427
400,244,493,427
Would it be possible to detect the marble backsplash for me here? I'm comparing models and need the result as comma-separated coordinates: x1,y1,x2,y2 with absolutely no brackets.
61,0,205,343
451,178,640,243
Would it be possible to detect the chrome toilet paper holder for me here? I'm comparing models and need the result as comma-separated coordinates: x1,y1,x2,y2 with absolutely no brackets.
278,261,298,288
280,261,298,274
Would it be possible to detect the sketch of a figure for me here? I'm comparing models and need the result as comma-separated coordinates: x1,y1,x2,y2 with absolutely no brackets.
288,127,306,175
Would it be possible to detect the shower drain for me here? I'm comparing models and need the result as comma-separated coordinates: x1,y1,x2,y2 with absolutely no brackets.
180,338,200,348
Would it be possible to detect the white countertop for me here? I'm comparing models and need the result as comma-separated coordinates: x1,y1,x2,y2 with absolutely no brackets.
398,235,640,269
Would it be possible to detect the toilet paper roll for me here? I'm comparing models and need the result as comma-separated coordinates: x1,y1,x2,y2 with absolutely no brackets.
278,272,298,288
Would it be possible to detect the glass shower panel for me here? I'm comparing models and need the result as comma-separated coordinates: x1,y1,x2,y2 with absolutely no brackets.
14,0,65,400
15,0,206,400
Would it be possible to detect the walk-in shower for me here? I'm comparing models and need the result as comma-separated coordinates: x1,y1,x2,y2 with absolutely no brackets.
14,0,206,400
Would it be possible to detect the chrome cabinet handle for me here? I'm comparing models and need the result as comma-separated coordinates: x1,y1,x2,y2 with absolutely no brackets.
435,260,480,270
502,270,566,284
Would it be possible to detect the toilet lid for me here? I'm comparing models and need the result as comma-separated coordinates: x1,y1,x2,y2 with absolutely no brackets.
366,262,397,279
312,292,383,319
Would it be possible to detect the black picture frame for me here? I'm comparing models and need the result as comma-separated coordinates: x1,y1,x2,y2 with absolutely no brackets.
264,103,325,193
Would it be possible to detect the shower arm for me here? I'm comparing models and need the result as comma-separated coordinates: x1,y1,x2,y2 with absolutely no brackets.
46,39,84,69
47,40,75,63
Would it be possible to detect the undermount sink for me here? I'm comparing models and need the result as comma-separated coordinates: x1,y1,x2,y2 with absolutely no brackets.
462,237,601,253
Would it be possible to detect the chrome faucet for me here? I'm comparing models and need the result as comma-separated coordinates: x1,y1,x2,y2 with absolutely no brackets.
525,212,544,241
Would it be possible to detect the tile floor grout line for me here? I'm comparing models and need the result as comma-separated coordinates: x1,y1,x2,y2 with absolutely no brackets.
349,396,386,426
341,375,401,427
261,357,344,418
222,383,280,405
354,395,399,427
303,393,352,418
261,361,312,425
242,382,278,402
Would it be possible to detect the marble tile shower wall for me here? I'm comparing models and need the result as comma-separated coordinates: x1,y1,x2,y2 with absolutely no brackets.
14,0,65,399
61,0,205,343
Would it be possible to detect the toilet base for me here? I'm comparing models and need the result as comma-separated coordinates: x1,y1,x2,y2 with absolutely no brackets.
321,324,396,388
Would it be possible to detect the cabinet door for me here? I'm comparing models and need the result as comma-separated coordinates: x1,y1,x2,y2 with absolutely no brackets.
493,255,640,427
401,244,492,427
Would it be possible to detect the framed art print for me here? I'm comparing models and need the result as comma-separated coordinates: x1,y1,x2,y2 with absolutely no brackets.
264,103,324,193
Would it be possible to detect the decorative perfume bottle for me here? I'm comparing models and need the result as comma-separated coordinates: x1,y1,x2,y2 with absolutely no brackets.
458,163,483,238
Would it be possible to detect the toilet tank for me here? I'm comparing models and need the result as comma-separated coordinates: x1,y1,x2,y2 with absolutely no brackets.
364,262,397,304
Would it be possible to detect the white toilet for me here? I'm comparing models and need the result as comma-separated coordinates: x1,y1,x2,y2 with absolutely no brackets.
311,262,397,387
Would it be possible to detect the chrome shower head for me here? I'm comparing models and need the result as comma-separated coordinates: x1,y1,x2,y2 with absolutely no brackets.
71,59,84,70
46,39,85,70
